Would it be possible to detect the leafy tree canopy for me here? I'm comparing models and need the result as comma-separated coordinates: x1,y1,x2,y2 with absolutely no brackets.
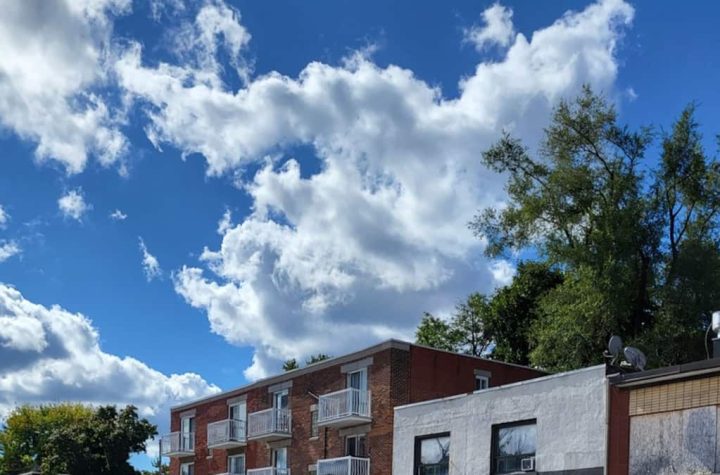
0,404,157,475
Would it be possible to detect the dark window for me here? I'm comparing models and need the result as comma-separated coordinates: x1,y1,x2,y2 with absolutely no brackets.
310,409,319,437
491,420,536,474
414,432,450,475
475,375,489,391
345,434,367,457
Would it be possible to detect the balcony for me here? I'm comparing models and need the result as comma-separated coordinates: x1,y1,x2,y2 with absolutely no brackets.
160,431,194,457
317,456,370,475
247,408,292,441
207,419,247,449
318,388,371,428
247,468,290,475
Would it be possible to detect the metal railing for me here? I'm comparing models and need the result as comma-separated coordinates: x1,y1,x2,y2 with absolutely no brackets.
318,388,371,423
207,419,246,446
317,456,370,475
246,468,290,475
159,431,194,455
247,408,291,438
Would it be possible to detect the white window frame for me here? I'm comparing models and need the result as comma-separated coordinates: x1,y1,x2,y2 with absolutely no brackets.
229,401,246,421
347,368,368,391
475,375,489,391
345,433,367,457
180,462,194,475
228,454,245,475
272,446,288,469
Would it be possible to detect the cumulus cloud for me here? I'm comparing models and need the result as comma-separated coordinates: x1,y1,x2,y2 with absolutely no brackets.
0,0,130,174
58,189,92,221
0,205,9,228
0,283,220,430
118,0,634,378
110,209,128,221
139,237,162,281
464,3,515,51
0,242,21,263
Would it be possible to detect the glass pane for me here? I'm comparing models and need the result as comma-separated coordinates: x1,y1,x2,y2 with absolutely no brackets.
348,369,367,390
229,455,245,474
230,402,246,420
358,435,367,457
497,424,536,457
274,390,289,409
420,436,450,465
274,447,288,468
346,436,356,456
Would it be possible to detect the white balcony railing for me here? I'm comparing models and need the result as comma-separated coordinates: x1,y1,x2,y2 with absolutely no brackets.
317,456,370,475
247,408,292,439
207,419,246,447
318,388,371,424
247,468,290,475
160,431,194,456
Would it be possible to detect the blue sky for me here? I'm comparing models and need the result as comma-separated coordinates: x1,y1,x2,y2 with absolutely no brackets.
1,0,720,468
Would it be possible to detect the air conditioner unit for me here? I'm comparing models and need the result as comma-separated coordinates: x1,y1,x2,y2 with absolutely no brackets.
520,457,535,472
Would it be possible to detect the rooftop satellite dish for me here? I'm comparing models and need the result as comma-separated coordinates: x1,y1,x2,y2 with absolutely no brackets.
624,346,647,371
608,336,623,357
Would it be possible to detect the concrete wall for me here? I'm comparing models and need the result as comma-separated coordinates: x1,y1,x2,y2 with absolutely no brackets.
629,406,720,475
393,365,607,475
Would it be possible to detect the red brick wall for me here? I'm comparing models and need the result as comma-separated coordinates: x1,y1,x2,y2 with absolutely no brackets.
167,344,543,475
407,345,544,402
607,385,630,475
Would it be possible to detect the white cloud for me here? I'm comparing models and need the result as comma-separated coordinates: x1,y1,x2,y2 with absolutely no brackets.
119,0,634,378
0,282,220,430
0,0,129,174
58,188,92,221
0,242,21,263
110,209,128,221
139,237,162,281
464,3,515,51
489,260,516,287
0,205,9,228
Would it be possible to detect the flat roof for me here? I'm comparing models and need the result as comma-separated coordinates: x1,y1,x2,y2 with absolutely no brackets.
171,339,542,412
609,357,720,388
394,364,605,412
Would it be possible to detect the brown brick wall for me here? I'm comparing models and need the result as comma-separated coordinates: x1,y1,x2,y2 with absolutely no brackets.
167,343,543,475
407,345,544,402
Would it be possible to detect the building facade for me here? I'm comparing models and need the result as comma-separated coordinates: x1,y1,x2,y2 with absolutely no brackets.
608,358,720,475
162,340,543,475
392,365,608,475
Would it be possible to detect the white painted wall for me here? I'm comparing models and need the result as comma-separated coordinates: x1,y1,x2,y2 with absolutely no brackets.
392,365,607,475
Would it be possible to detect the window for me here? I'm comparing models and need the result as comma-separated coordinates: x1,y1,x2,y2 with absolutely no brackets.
414,433,450,475
180,463,194,475
347,368,368,391
272,447,288,469
229,401,246,421
475,375,489,391
274,389,289,409
492,420,536,474
310,408,319,437
180,416,194,451
228,454,245,475
345,434,367,457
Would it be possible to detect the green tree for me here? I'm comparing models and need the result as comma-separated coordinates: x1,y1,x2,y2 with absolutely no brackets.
305,354,331,365
468,88,720,370
417,294,492,357
282,358,299,371
0,404,156,475
486,262,563,365
415,313,457,351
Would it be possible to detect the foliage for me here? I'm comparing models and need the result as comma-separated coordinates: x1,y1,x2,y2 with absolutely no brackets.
282,358,299,371
461,87,720,370
486,262,563,365
306,354,331,365
417,293,492,357
0,404,156,475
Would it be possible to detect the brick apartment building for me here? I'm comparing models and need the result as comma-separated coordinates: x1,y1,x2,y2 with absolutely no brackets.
161,339,543,475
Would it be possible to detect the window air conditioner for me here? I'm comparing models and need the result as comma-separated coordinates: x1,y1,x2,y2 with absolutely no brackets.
520,457,535,472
